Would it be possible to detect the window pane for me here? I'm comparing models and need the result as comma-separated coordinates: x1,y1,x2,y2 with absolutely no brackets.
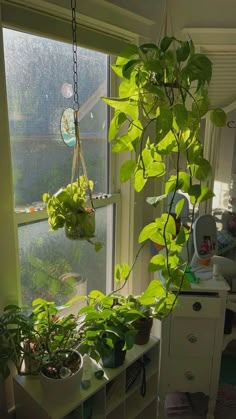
18,206,113,306
3,29,108,207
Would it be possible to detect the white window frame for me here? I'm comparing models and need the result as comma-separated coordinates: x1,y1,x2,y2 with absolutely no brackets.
0,1,156,309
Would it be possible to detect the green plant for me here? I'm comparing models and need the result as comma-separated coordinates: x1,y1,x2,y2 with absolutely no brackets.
43,175,102,251
102,37,227,310
0,298,81,379
113,262,177,320
76,290,141,363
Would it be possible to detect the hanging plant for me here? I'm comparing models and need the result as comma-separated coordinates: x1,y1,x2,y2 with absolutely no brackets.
43,176,102,250
43,1,102,251
102,36,227,311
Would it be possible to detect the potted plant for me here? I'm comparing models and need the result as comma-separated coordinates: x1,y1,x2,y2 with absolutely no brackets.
102,36,226,313
76,290,141,368
112,263,178,345
43,175,102,251
0,298,83,400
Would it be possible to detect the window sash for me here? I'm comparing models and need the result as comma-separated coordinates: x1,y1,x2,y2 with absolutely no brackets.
1,2,131,55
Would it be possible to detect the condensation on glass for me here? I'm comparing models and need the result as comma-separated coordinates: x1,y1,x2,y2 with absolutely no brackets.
18,206,111,307
3,29,113,307
3,29,108,207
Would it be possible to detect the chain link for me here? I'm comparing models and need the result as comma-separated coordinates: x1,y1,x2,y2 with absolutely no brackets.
71,0,79,110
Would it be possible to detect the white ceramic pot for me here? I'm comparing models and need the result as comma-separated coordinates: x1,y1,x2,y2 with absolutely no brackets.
40,350,83,401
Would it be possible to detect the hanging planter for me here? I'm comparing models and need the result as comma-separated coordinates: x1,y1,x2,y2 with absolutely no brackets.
42,2,102,252
43,176,98,243
65,208,95,241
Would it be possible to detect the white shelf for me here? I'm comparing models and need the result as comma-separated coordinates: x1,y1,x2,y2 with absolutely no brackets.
14,337,159,419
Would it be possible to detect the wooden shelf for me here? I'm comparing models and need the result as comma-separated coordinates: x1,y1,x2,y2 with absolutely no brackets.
14,337,159,419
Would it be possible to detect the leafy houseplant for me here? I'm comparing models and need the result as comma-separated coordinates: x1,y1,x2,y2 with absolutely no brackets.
102,36,227,310
76,290,142,367
43,175,102,251
113,263,177,344
0,299,83,389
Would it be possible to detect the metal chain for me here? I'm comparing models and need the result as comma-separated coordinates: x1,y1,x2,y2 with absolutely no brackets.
71,0,79,110
70,0,94,209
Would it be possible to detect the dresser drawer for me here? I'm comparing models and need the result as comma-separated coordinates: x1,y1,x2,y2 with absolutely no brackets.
173,295,221,319
169,318,215,357
167,357,211,393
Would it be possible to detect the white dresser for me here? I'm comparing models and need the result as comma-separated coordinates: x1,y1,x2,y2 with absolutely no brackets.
154,277,230,419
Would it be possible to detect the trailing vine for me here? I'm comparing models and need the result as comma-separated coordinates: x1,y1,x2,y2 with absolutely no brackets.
103,36,227,317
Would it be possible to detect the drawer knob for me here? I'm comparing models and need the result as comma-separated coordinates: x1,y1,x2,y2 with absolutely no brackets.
185,371,195,381
192,302,202,312
187,333,197,343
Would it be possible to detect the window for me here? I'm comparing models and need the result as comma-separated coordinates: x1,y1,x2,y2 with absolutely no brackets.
3,28,116,306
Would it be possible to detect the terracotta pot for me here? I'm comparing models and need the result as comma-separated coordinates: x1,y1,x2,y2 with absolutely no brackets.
134,317,153,345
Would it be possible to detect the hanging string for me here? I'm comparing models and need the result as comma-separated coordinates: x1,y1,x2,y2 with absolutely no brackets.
70,0,94,210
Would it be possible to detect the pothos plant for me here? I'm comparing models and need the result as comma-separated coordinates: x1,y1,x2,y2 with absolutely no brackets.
43,175,102,251
102,36,226,313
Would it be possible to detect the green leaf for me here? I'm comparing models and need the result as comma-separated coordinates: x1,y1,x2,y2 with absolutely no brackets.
148,254,166,272
157,131,177,154
173,104,188,130
102,97,138,120
192,90,210,117
115,263,130,283
139,280,165,304
189,157,211,181
189,184,214,204
108,112,127,141
146,161,165,177
156,106,173,142
138,222,158,243
184,54,212,83
160,36,174,52
175,198,185,219
176,226,190,245
120,160,136,182
88,290,106,303
116,45,140,64
165,172,190,194
134,170,147,192
122,59,140,79
112,134,134,152
210,108,227,127
119,76,137,98
176,41,190,62
170,269,191,291
161,213,176,236
146,194,167,207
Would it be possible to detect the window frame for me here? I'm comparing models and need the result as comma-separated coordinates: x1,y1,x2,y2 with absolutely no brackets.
0,10,124,306
0,2,152,309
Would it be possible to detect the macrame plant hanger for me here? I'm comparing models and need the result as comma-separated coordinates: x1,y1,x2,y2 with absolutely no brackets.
61,0,94,212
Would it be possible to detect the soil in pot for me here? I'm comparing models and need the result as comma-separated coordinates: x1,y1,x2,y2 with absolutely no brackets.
134,317,153,345
40,350,83,401
102,340,126,368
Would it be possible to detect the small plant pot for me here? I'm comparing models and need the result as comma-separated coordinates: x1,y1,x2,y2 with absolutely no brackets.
65,210,95,240
102,340,126,368
134,317,153,345
40,350,83,401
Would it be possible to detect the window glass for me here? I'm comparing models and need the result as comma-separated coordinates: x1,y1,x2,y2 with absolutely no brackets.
3,28,114,305
3,29,108,207
19,206,112,307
